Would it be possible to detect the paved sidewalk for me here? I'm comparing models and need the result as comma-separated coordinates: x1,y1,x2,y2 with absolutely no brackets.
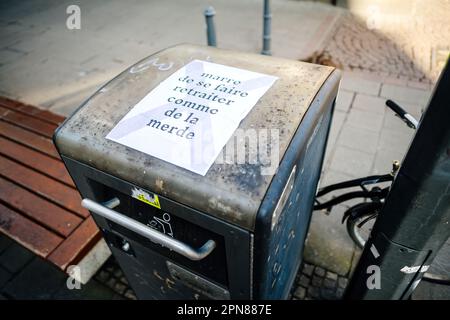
304,70,432,277
0,0,341,115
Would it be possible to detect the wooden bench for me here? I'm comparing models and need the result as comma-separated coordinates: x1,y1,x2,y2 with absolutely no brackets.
0,96,110,283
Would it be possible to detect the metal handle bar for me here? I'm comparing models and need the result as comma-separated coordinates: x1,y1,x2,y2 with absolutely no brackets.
81,198,216,261
385,99,418,129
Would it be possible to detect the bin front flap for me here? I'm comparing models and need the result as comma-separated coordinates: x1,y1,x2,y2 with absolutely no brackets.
54,44,334,231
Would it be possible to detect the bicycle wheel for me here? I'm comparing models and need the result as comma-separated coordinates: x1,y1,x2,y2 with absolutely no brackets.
344,202,380,249
345,203,450,284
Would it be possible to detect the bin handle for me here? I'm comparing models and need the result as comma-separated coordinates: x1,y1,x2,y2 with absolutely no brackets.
81,198,216,261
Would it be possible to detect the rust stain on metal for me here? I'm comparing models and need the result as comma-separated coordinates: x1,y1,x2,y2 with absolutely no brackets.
165,277,175,289
155,178,164,191
153,270,164,281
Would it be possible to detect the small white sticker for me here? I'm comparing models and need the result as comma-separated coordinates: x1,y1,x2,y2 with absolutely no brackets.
400,265,429,274
370,244,380,259
148,212,174,238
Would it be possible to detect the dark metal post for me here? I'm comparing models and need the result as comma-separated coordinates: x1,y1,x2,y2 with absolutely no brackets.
204,6,217,47
261,0,271,55
344,61,450,299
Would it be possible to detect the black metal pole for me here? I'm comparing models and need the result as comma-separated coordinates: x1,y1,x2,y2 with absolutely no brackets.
261,0,271,55
344,61,450,299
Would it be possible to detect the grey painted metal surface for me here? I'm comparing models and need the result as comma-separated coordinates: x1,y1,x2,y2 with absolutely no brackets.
63,156,252,299
204,6,217,47
261,0,272,55
54,44,333,231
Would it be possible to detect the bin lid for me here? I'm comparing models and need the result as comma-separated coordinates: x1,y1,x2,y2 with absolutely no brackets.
55,44,335,231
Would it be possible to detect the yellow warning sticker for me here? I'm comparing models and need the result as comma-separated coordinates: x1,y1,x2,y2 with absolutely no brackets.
131,187,161,209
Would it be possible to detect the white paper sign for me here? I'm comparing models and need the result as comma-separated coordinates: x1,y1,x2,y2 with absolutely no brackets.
106,59,278,175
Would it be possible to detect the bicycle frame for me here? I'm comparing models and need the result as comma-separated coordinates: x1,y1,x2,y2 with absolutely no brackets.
314,90,416,213
314,174,393,210
345,60,450,299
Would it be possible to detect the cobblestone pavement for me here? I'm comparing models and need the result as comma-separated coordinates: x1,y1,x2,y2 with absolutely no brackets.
94,258,349,301
291,262,348,300
90,256,351,300
94,257,136,300
94,256,450,300
92,258,349,301
1,233,448,300
320,1,450,84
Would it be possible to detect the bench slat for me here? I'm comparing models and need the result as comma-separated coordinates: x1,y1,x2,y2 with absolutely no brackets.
0,106,56,138
0,136,75,187
0,177,82,237
0,155,88,218
0,97,64,125
0,203,63,258
0,96,105,278
0,120,60,159
47,217,101,271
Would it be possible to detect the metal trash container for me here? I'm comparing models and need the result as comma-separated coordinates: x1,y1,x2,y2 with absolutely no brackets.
54,44,340,299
